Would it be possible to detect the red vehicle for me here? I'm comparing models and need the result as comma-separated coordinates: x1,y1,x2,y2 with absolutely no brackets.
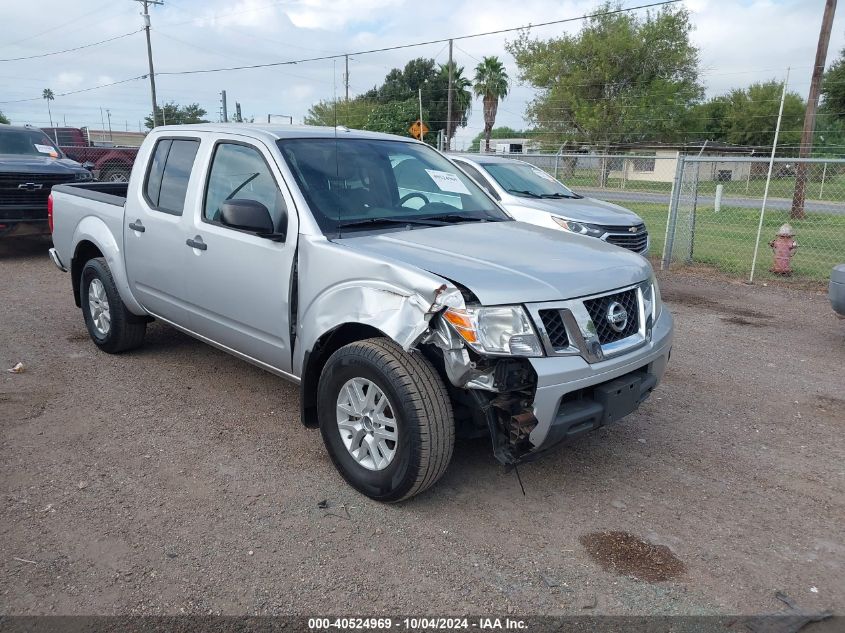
41,127,139,183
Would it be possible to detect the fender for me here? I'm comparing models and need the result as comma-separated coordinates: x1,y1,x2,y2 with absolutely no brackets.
292,235,463,377
72,215,146,316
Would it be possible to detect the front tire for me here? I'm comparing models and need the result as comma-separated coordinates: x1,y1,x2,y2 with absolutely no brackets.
80,257,146,353
317,338,455,502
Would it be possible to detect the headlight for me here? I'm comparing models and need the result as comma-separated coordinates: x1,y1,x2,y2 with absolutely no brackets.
552,217,604,237
443,305,543,357
652,276,663,320
74,171,92,181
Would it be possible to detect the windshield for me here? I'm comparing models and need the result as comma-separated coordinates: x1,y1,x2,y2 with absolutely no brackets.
0,128,61,157
482,162,578,198
277,138,510,234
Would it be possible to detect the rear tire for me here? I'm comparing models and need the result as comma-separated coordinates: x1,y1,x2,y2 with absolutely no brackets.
80,257,146,353
317,337,455,502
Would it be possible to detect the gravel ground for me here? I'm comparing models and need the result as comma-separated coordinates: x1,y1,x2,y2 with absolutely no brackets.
1,236,843,618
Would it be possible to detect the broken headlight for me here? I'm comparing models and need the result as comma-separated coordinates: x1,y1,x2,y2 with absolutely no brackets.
443,305,543,357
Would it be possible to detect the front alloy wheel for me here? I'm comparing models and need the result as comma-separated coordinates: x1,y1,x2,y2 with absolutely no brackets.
336,377,399,471
317,337,455,502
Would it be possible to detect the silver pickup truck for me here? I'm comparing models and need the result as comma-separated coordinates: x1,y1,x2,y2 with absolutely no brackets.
49,124,673,502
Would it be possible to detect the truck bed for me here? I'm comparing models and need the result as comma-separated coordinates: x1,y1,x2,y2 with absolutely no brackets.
50,182,128,272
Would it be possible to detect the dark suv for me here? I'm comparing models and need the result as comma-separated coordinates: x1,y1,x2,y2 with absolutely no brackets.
0,124,92,237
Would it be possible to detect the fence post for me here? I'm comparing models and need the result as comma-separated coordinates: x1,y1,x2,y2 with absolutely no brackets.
662,152,685,270
819,161,827,199
687,160,700,263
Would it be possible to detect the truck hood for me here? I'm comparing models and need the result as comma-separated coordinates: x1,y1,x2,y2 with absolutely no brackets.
504,195,643,226
334,220,652,305
0,154,85,174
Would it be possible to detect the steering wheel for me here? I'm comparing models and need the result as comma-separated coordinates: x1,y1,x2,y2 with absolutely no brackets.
399,191,430,207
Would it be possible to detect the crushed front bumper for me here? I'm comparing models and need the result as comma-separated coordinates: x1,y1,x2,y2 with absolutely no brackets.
525,307,673,456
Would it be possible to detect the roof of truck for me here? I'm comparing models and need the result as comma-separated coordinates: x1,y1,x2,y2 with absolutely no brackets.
153,123,417,143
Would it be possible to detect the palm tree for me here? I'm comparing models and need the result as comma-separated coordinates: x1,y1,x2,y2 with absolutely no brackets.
473,57,509,152
439,62,472,149
42,88,55,127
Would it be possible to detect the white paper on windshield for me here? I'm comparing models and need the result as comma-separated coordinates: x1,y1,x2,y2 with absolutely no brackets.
34,144,56,154
532,167,557,182
424,169,471,195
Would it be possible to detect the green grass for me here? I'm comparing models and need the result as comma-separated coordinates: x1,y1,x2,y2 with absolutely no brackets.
625,202,845,283
561,169,845,204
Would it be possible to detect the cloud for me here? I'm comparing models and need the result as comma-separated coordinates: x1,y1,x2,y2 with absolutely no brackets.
2,0,843,145
55,72,84,88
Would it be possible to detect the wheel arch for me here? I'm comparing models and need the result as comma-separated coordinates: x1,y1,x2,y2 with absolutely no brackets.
299,322,388,428
70,216,146,315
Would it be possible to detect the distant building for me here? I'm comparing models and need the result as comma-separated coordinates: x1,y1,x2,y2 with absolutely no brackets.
604,143,763,184
479,138,542,154
84,129,147,148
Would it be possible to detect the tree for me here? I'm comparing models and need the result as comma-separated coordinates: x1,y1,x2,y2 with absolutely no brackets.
304,98,377,129
438,62,472,146
366,99,427,137
821,47,845,120
144,102,209,129
507,2,702,147
473,56,509,152
42,88,55,127
689,81,805,150
0,111,9,125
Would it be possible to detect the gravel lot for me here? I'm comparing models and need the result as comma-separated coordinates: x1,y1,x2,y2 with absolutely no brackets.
1,236,843,618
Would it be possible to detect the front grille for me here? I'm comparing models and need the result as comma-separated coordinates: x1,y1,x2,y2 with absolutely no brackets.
583,288,639,344
603,224,648,253
539,309,569,349
0,172,75,207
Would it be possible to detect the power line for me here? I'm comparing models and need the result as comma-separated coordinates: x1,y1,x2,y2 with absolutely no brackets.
0,75,147,104
0,29,143,62
154,1,682,76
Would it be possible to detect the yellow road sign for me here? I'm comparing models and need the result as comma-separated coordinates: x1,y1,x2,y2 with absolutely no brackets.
409,119,429,140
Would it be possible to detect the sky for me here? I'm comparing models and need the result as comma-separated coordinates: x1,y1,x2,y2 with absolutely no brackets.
1,0,843,150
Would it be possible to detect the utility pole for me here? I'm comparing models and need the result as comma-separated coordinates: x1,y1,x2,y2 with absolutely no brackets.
220,90,228,122
133,0,163,128
100,107,107,143
791,0,837,219
106,109,113,142
344,54,349,101
446,39,453,151
418,87,425,143
235,102,242,123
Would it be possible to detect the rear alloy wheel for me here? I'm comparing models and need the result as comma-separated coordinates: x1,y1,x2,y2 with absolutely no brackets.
80,257,146,353
317,338,455,502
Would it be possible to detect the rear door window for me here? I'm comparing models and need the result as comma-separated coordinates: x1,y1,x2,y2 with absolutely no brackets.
144,138,200,215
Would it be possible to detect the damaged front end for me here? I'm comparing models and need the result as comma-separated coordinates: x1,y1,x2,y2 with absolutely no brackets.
421,293,542,466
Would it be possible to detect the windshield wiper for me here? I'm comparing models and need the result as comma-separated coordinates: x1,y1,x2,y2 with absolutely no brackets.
417,213,492,224
335,216,446,230
506,188,542,198
539,192,578,199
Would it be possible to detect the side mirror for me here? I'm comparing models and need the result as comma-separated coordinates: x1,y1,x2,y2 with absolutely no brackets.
220,199,274,233
82,161,95,170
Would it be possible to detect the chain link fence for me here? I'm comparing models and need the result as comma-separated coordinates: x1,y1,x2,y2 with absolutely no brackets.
487,151,844,285
60,146,139,183
662,156,845,284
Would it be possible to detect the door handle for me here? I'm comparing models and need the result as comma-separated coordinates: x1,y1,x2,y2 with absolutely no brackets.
185,236,207,251
128,220,145,232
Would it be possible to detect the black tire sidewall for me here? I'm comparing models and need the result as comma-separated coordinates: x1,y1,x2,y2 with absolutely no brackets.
318,346,422,502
